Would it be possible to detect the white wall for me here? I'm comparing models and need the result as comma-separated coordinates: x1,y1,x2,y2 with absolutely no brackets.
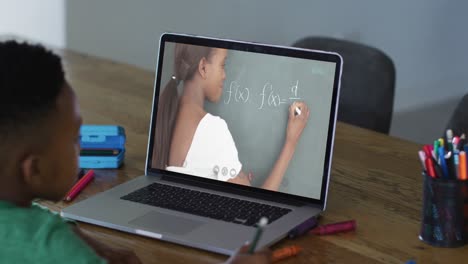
0,0,66,47
2,0,466,144
64,0,468,143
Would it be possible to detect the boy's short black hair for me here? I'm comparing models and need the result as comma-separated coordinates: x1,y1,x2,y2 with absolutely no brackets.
0,41,65,145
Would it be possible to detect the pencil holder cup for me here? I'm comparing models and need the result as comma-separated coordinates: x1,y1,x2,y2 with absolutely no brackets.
419,173,468,247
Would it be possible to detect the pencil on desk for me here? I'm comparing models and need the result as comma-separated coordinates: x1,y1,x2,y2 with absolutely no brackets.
64,169,95,202
68,169,92,194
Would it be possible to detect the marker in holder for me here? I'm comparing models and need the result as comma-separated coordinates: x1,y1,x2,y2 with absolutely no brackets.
419,172,468,247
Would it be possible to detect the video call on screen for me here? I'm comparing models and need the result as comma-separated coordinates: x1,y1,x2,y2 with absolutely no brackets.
153,42,336,200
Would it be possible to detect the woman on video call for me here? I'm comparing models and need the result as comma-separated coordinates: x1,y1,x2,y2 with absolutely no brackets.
153,43,309,191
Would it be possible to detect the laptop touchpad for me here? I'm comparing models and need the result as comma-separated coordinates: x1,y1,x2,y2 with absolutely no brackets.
129,211,204,235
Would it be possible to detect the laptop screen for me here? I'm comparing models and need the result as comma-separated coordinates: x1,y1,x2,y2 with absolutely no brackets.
148,34,341,203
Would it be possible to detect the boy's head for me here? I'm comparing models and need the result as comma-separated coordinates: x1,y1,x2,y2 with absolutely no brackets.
0,41,82,203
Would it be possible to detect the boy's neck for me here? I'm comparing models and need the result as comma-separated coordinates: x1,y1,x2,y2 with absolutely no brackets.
0,178,33,207
0,197,33,208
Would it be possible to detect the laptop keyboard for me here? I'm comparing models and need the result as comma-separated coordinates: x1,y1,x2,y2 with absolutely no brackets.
120,182,292,226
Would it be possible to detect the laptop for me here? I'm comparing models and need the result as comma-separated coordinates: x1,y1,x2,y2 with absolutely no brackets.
62,33,342,255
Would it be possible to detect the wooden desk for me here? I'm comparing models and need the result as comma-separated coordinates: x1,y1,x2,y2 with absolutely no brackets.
39,49,468,264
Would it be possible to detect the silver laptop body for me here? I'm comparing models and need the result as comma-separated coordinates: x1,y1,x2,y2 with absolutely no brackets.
62,33,343,255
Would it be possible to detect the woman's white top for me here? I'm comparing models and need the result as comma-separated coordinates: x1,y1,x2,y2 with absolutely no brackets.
166,113,242,181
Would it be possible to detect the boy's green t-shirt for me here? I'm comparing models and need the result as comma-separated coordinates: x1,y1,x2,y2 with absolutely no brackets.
0,200,106,264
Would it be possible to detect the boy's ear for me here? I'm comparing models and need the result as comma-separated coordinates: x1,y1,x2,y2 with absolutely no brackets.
198,57,208,79
20,155,43,191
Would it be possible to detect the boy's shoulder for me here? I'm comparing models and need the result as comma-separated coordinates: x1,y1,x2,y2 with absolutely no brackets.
0,200,105,264
0,200,71,240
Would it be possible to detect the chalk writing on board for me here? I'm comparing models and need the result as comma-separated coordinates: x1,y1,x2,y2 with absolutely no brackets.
224,80,301,109
224,81,250,104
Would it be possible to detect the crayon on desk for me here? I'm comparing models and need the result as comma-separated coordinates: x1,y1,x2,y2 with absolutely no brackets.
288,216,318,238
272,245,302,263
64,169,95,202
310,220,356,235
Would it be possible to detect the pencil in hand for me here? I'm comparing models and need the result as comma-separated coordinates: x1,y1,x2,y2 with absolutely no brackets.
248,217,268,254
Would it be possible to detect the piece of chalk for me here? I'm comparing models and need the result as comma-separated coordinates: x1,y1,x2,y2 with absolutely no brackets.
295,107,301,116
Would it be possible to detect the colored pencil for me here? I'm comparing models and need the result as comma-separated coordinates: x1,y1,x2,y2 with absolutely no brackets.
64,169,95,202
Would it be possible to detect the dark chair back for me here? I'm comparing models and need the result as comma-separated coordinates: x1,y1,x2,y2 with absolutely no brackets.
293,37,396,134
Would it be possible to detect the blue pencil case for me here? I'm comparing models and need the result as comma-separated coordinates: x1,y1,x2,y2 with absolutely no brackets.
79,149,125,169
80,125,126,150
79,125,126,169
